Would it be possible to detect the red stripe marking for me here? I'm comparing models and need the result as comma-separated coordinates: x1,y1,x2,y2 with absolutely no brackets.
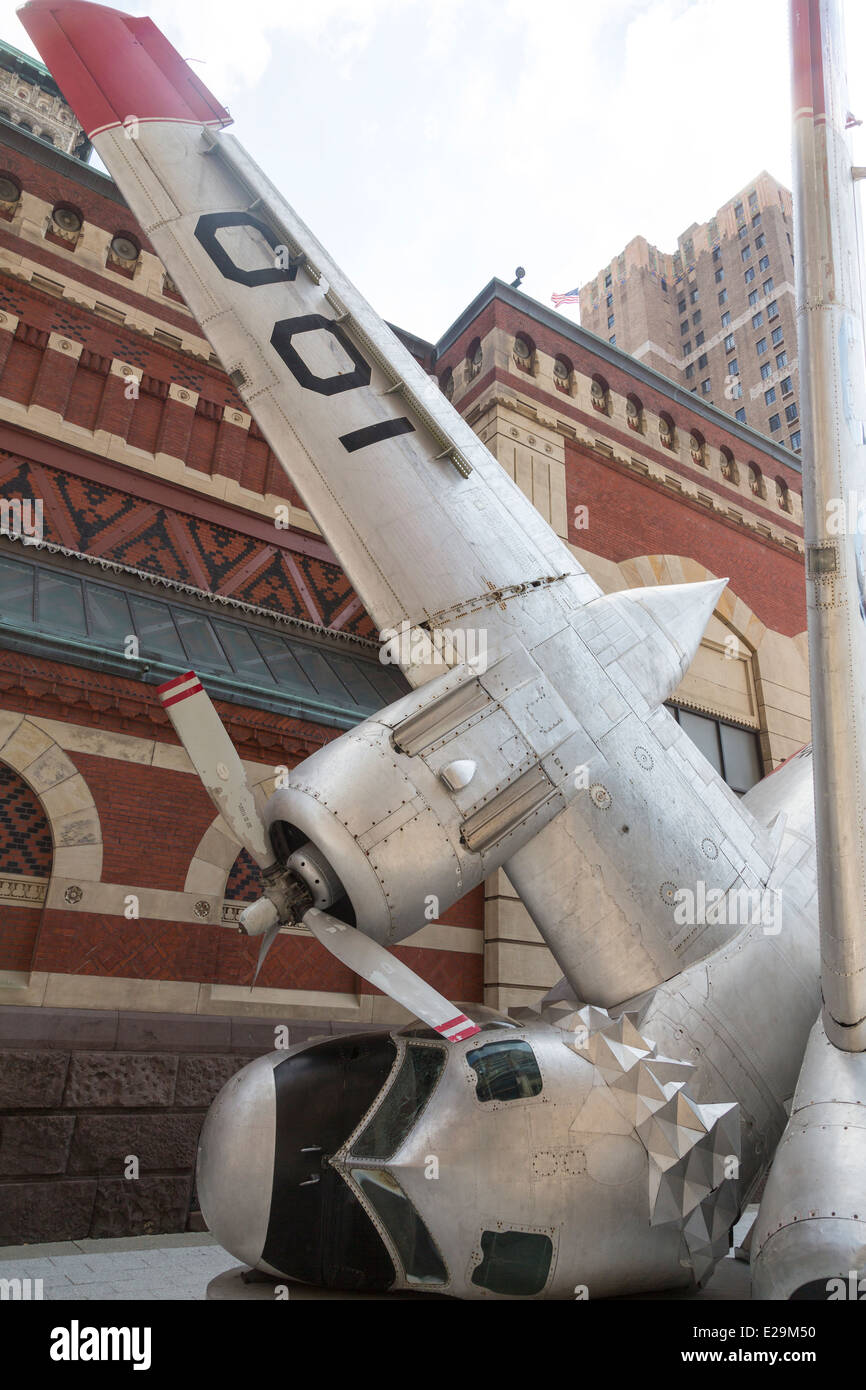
449,1024,481,1042
438,1014,468,1032
157,670,198,695
792,0,825,120
161,682,203,708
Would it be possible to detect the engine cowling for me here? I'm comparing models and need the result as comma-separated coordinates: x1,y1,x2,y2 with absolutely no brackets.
263,655,575,945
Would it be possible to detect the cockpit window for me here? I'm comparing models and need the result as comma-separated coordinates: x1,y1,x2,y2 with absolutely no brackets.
471,1229,553,1296
351,1043,446,1159
350,1168,448,1286
466,1039,542,1103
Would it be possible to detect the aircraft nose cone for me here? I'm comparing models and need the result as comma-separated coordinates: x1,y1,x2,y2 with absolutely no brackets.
196,1053,279,1272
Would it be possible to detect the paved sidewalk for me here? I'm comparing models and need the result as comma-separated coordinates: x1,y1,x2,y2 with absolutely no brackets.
0,1232,237,1300
0,1207,760,1301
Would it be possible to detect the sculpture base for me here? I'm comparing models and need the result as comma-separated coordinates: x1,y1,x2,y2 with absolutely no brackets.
207,1259,752,1301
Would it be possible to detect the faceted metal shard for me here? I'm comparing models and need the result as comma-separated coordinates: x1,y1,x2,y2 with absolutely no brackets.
650,1146,713,1226
609,1058,671,1127
667,1089,710,1138
549,1008,588,1035
643,1056,696,1087
701,1101,740,1157
683,1142,716,1196
607,1012,657,1055
685,1179,740,1246
683,1234,729,1285
574,1004,617,1038
639,1113,687,1171
586,1032,653,1081
651,1165,690,1225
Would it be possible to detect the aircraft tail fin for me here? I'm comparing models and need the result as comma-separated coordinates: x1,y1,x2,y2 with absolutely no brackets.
18,2,231,137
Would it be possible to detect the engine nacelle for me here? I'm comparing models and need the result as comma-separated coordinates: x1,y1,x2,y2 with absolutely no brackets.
264,654,577,946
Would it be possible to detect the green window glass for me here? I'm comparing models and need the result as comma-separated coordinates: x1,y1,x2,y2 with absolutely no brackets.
173,609,228,672
37,571,87,635
86,585,133,646
351,1044,445,1159
350,1168,447,1286
0,556,34,625
128,595,187,662
466,1040,542,1103
471,1230,553,1296
253,631,316,693
212,619,273,680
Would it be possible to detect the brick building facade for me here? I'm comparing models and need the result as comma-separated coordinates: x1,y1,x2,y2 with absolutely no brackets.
0,64,811,1242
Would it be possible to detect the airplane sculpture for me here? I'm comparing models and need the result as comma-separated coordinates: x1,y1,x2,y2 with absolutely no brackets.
16,0,866,1299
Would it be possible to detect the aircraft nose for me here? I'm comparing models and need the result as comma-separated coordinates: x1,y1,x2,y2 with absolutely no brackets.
195,1033,401,1288
196,1052,279,1272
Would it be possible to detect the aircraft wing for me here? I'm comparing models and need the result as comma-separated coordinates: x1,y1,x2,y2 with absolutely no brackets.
19,1,598,682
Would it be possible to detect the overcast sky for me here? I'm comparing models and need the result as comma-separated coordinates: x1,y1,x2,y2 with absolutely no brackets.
6,0,866,343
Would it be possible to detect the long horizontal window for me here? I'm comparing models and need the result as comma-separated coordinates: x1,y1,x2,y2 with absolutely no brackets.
0,550,405,722
668,704,763,794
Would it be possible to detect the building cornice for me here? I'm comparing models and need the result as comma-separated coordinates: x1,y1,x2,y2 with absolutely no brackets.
435,279,802,475
0,114,108,190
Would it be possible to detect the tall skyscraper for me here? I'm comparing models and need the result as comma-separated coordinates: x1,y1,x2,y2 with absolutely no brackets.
579,173,801,454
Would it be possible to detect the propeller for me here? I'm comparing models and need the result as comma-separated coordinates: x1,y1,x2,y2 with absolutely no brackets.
157,671,479,1038
304,909,480,1042
157,671,275,870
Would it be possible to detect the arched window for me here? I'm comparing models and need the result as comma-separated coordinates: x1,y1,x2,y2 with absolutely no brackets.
466,338,482,381
553,355,573,394
720,447,739,484
626,394,644,433
658,412,676,450
0,172,21,211
775,476,792,511
590,375,611,416
439,368,455,401
513,332,535,373
224,848,261,906
747,462,765,498
49,202,83,246
108,231,141,274
689,430,706,466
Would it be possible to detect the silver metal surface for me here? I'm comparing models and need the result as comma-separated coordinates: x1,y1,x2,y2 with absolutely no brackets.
751,1016,866,1298
196,1051,283,1276
748,0,866,1301
792,0,866,1050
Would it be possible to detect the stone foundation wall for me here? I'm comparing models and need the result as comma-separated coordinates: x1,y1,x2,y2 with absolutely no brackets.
0,1005,375,1246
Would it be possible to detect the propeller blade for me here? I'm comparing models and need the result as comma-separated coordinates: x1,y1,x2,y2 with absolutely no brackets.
304,908,480,1042
253,918,284,985
157,671,275,870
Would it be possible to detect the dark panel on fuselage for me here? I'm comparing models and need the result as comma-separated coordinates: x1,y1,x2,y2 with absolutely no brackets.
263,1033,398,1290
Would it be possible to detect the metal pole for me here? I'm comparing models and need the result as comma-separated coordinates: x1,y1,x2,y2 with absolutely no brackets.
792,0,866,1050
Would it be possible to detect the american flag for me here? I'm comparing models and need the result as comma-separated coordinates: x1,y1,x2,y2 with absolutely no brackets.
551,285,580,308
